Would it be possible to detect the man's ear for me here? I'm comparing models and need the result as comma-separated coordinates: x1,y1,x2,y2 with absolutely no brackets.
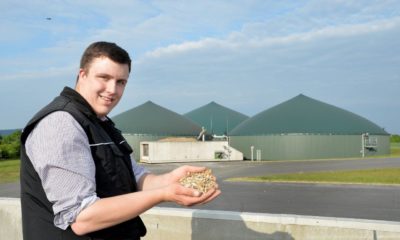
75,69,86,87
77,69,86,82
78,68,86,79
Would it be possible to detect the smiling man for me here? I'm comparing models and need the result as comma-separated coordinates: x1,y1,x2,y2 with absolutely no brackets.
20,42,220,240
76,50,129,118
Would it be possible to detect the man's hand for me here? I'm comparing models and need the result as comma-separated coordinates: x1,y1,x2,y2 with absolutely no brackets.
163,181,220,206
163,165,221,206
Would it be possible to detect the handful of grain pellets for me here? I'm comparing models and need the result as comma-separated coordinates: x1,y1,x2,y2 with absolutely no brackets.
179,169,217,193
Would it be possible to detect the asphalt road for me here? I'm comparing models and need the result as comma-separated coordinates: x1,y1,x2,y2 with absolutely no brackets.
2,157,400,222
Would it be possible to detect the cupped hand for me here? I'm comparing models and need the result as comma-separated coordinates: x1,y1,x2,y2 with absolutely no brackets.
164,182,221,207
167,165,207,184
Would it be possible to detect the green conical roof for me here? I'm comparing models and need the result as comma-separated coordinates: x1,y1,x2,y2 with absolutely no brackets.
230,94,388,136
112,101,202,135
184,101,249,135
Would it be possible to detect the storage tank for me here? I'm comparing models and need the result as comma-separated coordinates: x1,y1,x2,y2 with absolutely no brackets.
112,101,202,160
184,101,249,136
229,94,389,160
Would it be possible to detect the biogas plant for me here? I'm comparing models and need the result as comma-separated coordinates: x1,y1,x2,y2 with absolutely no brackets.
112,94,389,163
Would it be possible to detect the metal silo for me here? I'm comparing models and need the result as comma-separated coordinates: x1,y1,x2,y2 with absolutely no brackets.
112,101,202,161
184,101,249,136
229,94,390,160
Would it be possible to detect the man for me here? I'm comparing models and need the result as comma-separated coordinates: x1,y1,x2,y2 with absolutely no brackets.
20,41,220,240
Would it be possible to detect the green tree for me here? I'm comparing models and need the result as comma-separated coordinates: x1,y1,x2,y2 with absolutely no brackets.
391,134,400,143
0,130,21,160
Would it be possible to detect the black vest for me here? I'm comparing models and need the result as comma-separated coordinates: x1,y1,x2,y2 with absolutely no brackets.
20,87,146,240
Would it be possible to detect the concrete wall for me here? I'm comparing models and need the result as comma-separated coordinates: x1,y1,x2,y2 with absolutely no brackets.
0,198,22,240
140,141,243,163
123,134,164,161
142,208,400,240
2,198,400,240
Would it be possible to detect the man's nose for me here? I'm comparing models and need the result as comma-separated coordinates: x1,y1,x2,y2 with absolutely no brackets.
106,81,117,93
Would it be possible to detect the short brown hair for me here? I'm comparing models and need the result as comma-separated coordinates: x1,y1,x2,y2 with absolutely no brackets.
80,41,132,72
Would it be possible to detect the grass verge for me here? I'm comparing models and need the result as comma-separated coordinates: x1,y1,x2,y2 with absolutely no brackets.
228,168,400,185
391,142,400,156
0,159,20,184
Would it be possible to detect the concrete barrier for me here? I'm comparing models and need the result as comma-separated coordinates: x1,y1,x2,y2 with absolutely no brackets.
140,141,243,163
0,198,22,240
1,198,400,240
142,208,400,240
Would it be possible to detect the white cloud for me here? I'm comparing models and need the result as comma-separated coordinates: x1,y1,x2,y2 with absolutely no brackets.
0,65,75,82
140,16,400,61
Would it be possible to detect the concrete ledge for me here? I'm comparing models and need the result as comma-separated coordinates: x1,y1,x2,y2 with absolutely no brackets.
2,198,400,240
0,198,22,240
142,207,400,240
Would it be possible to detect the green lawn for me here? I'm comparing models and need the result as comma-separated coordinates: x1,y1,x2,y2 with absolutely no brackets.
0,159,20,184
391,142,400,156
228,168,400,185
226,143,400,185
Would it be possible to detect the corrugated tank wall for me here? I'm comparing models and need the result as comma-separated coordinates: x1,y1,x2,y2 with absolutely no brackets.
229,135,390,160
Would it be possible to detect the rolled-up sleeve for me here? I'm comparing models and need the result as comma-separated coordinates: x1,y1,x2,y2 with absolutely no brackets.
26,111,99,230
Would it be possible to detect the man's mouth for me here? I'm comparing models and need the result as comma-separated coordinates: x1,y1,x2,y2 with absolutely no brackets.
100,95,114,103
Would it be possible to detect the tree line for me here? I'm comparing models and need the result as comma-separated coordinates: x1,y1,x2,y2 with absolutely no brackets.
392,134,400,143
0,130,21,160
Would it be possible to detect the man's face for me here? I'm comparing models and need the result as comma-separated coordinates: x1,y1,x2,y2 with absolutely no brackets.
76,57,129,118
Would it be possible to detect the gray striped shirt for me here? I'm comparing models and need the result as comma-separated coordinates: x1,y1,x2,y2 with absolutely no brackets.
25,111,149,230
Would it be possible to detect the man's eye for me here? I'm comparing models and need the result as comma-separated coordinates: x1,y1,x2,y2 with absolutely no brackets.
98,75,109,80
118,80,127,86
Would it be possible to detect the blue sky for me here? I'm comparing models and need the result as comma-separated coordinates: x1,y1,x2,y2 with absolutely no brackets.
1,0,399,134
